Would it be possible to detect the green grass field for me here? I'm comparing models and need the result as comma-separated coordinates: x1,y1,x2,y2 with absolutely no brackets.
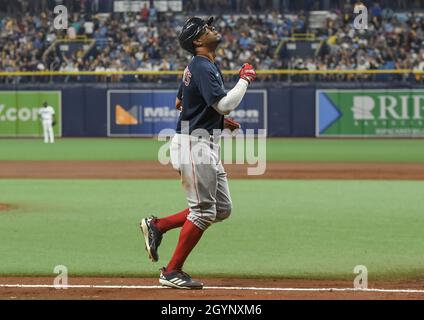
0,179,423,280
0,138,424,162
1,138,423,280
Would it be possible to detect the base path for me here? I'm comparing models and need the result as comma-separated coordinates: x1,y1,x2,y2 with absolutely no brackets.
0,277,423,300
1,161,424,179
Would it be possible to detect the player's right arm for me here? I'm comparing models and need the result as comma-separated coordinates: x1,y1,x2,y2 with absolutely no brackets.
212,63,256,115
176,97,182,110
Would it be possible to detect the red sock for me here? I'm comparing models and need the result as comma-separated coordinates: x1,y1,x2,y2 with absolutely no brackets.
154,208,189,233
165,220,204,272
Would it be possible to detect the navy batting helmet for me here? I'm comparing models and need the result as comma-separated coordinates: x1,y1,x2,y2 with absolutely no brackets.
179,16,214,55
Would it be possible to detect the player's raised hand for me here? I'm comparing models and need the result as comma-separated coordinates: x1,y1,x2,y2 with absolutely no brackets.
239,63,257,84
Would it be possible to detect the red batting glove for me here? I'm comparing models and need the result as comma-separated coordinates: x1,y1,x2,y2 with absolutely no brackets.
239,63,257,84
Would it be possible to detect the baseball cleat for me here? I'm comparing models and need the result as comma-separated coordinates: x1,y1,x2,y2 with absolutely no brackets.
140,216,163,262
159,268,203,290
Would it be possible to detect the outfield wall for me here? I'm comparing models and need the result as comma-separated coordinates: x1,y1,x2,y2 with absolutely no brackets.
0,83,423,137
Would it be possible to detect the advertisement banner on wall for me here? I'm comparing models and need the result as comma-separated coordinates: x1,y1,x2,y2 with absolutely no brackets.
316,89,424,137
0,91,61,137
107,90,267,137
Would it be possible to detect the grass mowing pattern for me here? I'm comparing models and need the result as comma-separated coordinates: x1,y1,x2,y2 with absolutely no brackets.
0,179,423,280
0,138,424,162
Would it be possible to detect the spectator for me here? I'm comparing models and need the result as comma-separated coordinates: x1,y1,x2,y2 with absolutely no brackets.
140,3,149,22
84,18,94,35
149,6,157,23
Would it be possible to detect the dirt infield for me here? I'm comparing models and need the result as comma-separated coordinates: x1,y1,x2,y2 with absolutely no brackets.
0,277,423,300
1,161,424,179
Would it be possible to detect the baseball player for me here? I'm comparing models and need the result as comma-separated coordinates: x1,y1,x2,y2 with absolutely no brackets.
140,16,256,289
38,101,56,144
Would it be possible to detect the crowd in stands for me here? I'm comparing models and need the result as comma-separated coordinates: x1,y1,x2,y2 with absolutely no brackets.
0,0,424,82
3,0,424,15
184,0,424,13
0,9,292,79
289,2,424,81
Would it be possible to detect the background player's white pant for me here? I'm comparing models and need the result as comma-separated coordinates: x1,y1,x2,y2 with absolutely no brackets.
170,134,232,231
42,120,54,143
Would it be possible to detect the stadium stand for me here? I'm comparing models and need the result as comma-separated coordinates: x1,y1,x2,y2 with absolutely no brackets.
0,0,423,83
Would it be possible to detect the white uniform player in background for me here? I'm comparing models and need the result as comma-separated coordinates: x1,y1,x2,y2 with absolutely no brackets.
38,102,56,143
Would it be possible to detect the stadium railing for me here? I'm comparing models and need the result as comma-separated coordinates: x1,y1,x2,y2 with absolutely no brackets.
0,70,423,83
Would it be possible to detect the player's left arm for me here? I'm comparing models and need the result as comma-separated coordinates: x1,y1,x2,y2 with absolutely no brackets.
212,63,256,115
176,82,183,111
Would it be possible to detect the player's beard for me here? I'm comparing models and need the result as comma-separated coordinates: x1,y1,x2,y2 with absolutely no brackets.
199,33,222,53
215,33,222,44
210,34,222,51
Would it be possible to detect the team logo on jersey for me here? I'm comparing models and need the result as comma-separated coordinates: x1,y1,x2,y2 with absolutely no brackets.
183,67,192,86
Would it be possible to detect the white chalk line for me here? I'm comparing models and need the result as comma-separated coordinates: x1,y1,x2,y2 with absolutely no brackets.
0,284,423,294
